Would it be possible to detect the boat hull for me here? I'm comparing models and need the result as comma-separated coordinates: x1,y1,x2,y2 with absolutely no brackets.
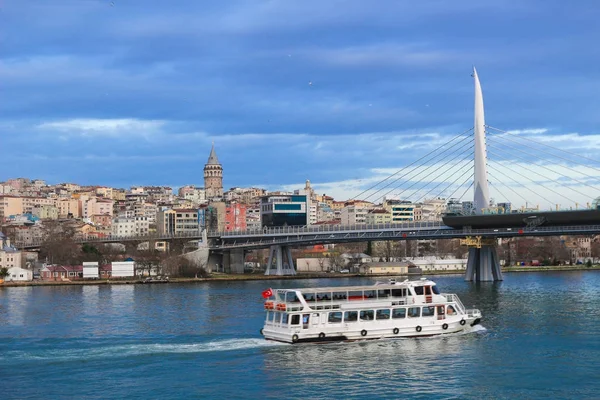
262,317,481,344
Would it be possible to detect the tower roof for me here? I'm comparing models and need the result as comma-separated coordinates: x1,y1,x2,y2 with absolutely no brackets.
206,142,220,165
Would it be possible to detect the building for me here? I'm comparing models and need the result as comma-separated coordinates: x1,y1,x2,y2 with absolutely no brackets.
112,261,135,278
225,203,247,231
260,194,308,227
420,198,447,221
5,266,33,281
364,209,392,225
83,262,99,279
359,262,411,275
32,204,58,220
383,199,418,222
157,209,202,235
204,144,223,200
112,216,150,237
0,232,22,269
340,204,371,225
294,180,317,225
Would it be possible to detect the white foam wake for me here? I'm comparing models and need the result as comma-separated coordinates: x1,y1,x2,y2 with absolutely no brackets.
3,338,285,362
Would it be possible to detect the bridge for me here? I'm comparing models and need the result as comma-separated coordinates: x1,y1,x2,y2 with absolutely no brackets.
15,67,600,281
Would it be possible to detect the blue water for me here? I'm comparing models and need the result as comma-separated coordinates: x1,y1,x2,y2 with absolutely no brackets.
2,272,600,399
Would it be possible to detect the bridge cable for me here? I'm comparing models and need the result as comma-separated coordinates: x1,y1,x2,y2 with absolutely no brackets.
412,159,474,203
397,151,474,203
487,131,600,189
454,180,474,202
486,162,559,209
487,170,532,205
373,144,475,203
350,127,474,201
486,147,593,199
486,125,600,172
487,180,513,208
487,149,588,203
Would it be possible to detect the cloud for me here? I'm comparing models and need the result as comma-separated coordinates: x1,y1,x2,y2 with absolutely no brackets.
36,118,166,138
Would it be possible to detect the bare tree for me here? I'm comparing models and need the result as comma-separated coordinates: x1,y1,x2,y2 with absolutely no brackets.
134,248,165,277
39,221,80,265
317,257,326,272
592,239,600,263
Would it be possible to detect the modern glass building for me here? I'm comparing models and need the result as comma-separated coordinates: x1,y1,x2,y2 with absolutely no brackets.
260,194,308,227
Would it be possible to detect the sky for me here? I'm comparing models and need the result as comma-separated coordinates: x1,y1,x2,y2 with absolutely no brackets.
2,0,600,209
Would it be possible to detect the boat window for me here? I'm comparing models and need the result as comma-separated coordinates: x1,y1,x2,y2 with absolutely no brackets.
376,309,391,320
328,312,343,323
302,314,310,325
268,311,275,322
431,285,440,295
447,305,456,315
282,313,289,325
348,290,363,300
291,314,300,325
408,307,420,318
377,289,391,298
422,306,435,317
414,286,424,295
274,312,282,323
333,291,347,300
360,310,374,321
392,308,406,319
344,311,358,322
317,292,332,301
391,288,406,297
286,292,299,303
303,292,316,302
363,290,375,299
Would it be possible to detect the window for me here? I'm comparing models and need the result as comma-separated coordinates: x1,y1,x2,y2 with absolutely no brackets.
432,285,440,295
282,313,289,325
317,292,331,301
422,306,435,317
286,292,299,303
291,314,300,325
333,291,347,300
392,308,406,319
363,290,375,299
328,312,342,323
303,292,316,302
378,289,391,298
391,288,406,297
414,286,424,295
344,311,358,322
376,309,390,320
408,307,420,318
360,310,374,321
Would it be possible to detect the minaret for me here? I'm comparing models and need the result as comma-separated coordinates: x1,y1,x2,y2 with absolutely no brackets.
204,142,223,200
473,67,490,214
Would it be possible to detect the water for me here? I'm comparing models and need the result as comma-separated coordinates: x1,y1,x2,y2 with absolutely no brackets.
2,272,600,399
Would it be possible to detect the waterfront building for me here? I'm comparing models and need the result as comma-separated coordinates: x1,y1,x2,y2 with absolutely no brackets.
204,144,224,201
294,180,317,225
112,216,149,237
260,194,308,227
5,266,33,281
245,207,261,230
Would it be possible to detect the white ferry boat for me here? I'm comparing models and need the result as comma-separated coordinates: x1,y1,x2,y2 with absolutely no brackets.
260,278,482,344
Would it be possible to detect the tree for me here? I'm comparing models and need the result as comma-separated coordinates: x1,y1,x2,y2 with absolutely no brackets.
365,241,373,256
327,252,344,272
0,267,9,280
39,221,80,265
164,255,208,278
81,244,102,263
317,257,327,272
134,248,165,277
592,239,600,264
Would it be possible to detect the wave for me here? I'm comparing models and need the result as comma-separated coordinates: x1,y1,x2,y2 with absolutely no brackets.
1,338,286,362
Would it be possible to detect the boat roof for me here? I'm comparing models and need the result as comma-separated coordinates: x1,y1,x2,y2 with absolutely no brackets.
279,278,438,293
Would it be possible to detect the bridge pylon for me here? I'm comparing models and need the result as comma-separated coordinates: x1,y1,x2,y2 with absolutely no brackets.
461,236,503,281
264,245,296,276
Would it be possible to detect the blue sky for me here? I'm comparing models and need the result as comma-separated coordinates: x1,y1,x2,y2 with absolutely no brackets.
2,0,600,208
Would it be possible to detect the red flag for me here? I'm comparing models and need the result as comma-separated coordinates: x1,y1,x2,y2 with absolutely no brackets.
262,288,273,299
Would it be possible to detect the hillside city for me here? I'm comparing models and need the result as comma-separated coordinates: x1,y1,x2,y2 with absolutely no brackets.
0,145,599,282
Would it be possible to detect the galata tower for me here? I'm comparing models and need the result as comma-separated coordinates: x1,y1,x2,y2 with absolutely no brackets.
204,142,223,200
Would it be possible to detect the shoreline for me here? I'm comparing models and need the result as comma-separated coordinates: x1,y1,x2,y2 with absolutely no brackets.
1,265,599,288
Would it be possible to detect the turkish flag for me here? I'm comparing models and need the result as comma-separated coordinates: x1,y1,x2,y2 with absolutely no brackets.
262,288,273,298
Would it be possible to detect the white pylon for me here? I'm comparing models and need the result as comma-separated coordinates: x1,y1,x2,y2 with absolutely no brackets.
473,67,491,215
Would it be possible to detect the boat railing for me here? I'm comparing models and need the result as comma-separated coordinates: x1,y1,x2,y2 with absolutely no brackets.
465,308,481,318
443,293,466,314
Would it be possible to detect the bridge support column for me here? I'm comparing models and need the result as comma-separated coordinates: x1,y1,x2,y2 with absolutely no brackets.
229,249,245,274
264,245,296,276
462,236,503,281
